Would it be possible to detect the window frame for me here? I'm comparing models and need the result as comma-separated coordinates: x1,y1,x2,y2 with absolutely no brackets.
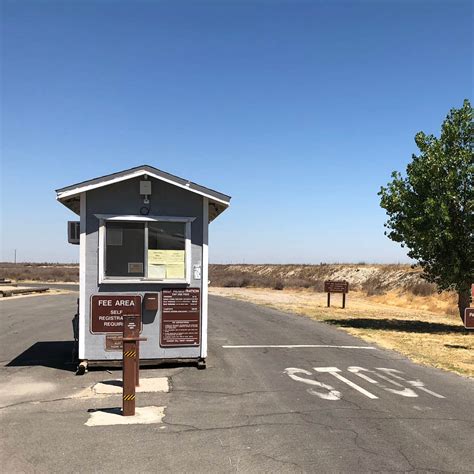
97,214,194,284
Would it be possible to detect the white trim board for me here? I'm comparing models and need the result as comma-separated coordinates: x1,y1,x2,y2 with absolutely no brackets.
78,192,86,359
200,197,209,359
94,214,196,223
222,345,377,350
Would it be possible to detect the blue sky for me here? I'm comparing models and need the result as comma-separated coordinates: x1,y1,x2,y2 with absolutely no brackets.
1,0,472,263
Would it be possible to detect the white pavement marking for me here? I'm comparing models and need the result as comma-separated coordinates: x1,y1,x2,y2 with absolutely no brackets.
376,368,445,399
313,367,379,399
93,377,169,395
285,366,446,401
223,344,376,349
284,368,341,400
348,366,418,398
85,406,166,426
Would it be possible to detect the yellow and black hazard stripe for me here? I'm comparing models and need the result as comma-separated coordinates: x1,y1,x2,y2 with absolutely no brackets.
123,394,136,401
124,350,136,358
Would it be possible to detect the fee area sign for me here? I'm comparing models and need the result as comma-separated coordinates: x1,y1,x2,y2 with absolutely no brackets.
90,295,142,334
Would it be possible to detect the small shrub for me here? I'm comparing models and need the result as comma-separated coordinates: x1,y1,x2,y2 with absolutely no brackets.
250,275,276,288
285,278,313,289
221,276,250,288
312,280,325,293
362,275,386,296
409,280,437,296
273,280,284,290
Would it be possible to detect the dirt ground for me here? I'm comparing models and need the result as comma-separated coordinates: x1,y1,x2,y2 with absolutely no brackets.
210,287,473,377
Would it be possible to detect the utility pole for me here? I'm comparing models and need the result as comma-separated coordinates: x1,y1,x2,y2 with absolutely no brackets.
14,249,17,264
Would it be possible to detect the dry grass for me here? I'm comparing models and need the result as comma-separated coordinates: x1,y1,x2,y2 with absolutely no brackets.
209,265,320,290
0,263,79,282
210,287,473,378
209,263,427,295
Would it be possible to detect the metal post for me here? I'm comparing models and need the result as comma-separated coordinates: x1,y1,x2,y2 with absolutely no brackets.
342,293,346,309
122,314,139,416
327,292,331,307
135,341,140,387
122,338,136,416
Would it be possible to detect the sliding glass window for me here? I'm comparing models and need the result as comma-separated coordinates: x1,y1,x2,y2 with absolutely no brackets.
105,222,145,277
103,220,188,281
148,222,186,280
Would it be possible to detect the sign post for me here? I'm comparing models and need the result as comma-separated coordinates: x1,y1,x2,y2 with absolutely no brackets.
136,342,140,387
122,314,139,416
324,281,349,309
89,294,148,412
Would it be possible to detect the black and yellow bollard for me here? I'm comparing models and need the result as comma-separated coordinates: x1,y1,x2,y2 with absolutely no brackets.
122,314,139,416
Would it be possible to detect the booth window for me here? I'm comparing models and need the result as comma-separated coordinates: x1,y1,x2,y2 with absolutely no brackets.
148,222,186,280
105,222,145,277
102,218,190,282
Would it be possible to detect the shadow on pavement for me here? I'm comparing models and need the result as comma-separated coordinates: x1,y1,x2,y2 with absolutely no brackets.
7,344,203,373
100,379,123,387
6,341,76,371
325,318,468,334
87,407,121,414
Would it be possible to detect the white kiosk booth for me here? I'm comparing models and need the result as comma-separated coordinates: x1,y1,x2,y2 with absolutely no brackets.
56,165,231,373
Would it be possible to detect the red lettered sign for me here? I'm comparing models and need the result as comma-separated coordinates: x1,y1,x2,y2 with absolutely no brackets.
161,288,200,347
90,295,141,334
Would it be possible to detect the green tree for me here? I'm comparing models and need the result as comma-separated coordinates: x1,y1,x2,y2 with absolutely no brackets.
379,100,473,322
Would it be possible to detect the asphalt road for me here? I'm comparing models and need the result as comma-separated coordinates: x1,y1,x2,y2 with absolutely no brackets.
1,292,473,472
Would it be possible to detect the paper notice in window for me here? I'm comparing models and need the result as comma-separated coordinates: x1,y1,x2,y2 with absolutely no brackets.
148,250,185,279
166,264,185,279
148,264,166,279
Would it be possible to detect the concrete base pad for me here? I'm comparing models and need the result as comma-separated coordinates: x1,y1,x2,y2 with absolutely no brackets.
85,406,166,426
93,377,169,395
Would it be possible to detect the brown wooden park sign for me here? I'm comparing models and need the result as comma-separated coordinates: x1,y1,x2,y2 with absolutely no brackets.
161,288,200,347
324,281,349,293
464,308,474,329
464,284,474,330
90,295,142,334
324,280,349,309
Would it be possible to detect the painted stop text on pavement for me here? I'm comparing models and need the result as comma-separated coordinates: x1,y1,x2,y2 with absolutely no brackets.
285,366,445,401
